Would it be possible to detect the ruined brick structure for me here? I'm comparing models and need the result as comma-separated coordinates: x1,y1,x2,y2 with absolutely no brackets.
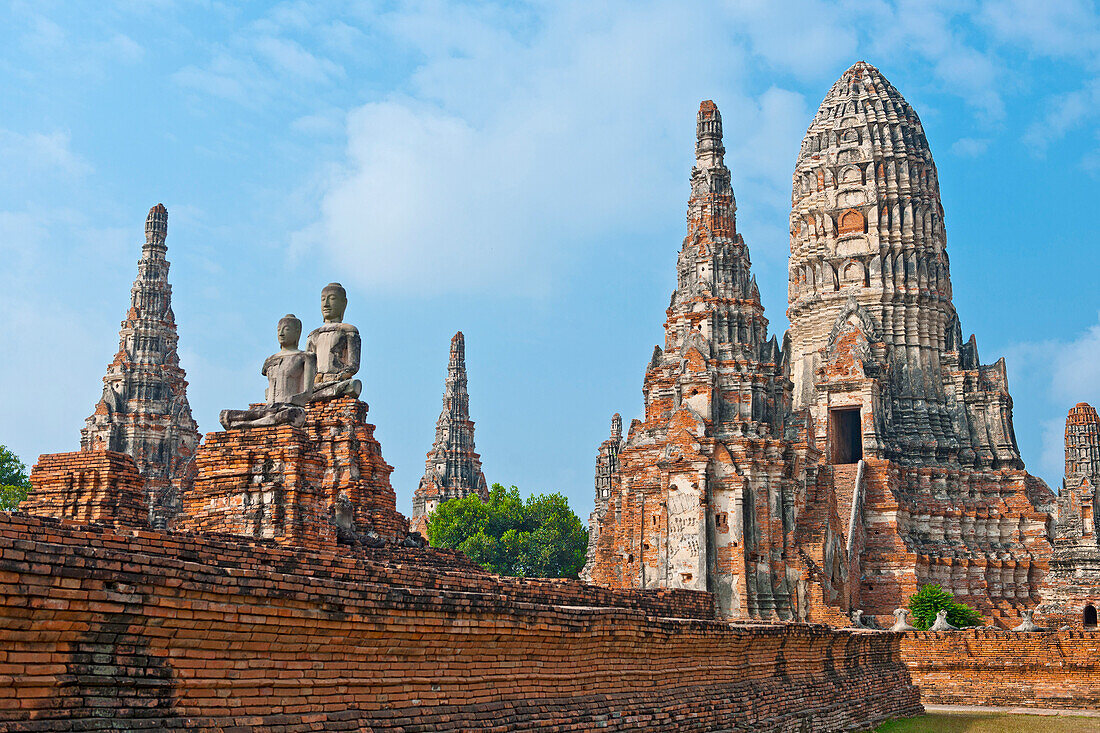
585,64,1055,626
410,331,488,538
785,62,1053,624
1038,402,1100,628
80,204,200,528
583,101,839,620
183,396,407,545
580,413,623,581
0,509,924,731
21,450,148,529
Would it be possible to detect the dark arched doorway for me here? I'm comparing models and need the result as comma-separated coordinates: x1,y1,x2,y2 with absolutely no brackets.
1085,604,1098,629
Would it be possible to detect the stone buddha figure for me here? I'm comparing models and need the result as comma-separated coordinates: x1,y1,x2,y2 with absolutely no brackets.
220,314,317,429
306,282,362,401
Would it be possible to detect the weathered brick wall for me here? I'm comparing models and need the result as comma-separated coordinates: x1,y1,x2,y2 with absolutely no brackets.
0,512,921,731
899,629,1100,709
22,451,147,529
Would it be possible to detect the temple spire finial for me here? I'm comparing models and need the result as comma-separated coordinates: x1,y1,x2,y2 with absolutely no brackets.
145,203,168,244
695,100,724,169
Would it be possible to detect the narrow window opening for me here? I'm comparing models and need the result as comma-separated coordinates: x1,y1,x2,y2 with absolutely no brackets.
1085,604,1097,628
830,407,863,465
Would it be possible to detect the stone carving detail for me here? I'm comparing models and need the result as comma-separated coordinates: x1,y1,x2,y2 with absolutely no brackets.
80,204,201,528
929,609,958,632
219,315,316,430
851,610,879,629
307,283,362,401
787,61,1022,469
890,608,916,632
583,101,838,621
1011,609,1041,632
410,332,488,538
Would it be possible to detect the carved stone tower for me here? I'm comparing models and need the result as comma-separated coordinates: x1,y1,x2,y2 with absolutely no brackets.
787,61,1021,469
411,331,489,538
81,204,201,528
580,414,624,581
584,102,826,619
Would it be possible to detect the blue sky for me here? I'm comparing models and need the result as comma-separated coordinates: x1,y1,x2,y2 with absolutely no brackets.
2,0,1099,520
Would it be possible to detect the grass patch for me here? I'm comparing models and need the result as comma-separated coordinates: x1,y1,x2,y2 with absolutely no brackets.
875,713,1099,732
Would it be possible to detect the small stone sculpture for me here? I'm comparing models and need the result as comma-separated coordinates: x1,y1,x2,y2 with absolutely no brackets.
1012,609,1042,632
890,608,917,632
307,283,362,401
929,609,958,632
220,314,317,429
850,610,877,629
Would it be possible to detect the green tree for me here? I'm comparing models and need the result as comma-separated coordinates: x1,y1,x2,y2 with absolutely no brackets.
427,483,588,578
0,445,31,511
906,584,983,630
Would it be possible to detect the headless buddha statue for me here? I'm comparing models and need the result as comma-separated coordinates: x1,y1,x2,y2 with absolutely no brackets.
307,282,362,401
219,314,317,429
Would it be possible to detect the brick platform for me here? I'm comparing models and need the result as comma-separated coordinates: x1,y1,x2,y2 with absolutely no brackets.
0,512,922,731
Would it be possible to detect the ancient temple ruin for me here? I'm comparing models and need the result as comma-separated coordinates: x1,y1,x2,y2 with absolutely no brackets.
1039,403,1100,628
80,204,201,528
411,331,488,538
585,63,1056,625
583,101,835,619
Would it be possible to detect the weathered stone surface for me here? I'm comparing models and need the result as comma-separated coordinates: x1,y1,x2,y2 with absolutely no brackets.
1037,402,1100,628
307,282,363,400
782,63,1054,625
219,314,316,430
583,101,839,621
580,413,622,582
410,331,488,539
80,204,201,529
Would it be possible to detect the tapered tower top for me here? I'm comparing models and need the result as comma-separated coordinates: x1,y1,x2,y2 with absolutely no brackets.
450,331,465,363
696,100,724,169
145,203,168,243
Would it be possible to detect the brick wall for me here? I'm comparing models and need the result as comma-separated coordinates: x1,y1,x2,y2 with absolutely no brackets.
900,629,1100,709
0,512,922,731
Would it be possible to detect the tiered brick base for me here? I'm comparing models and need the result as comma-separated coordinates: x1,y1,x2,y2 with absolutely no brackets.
900,629,1100,709
183,424,333,546
0,512,921,731
304,397,407,539
853,459,1052,627
180,397,407,549
21,450,147,528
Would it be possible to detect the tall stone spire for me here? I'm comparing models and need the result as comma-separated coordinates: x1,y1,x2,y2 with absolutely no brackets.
583,101,814,620
410,331,488,539
787,61,1020,468
580,413,624,582
81,204,200,528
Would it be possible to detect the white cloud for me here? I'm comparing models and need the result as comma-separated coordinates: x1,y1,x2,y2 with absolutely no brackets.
951,136,991,156
0,129,92,178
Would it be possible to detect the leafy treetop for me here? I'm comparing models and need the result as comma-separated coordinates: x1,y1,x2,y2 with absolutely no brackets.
427,483,587,579
0,445,31,512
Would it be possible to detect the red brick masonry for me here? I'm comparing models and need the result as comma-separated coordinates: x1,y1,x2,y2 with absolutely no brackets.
900,629,1100,710
0,512,921,732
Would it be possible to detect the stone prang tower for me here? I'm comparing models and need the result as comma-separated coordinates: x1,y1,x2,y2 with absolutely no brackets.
580,413,623,581
411,331,488,539
81,204,201,528
787,61,1020,468
584,102,830,619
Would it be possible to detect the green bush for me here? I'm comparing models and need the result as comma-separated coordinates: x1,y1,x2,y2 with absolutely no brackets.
427,483,588,578
907,583,983,629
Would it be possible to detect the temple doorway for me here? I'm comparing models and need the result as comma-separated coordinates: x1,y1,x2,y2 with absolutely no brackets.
1085,604,1097,629
830,407,863,465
